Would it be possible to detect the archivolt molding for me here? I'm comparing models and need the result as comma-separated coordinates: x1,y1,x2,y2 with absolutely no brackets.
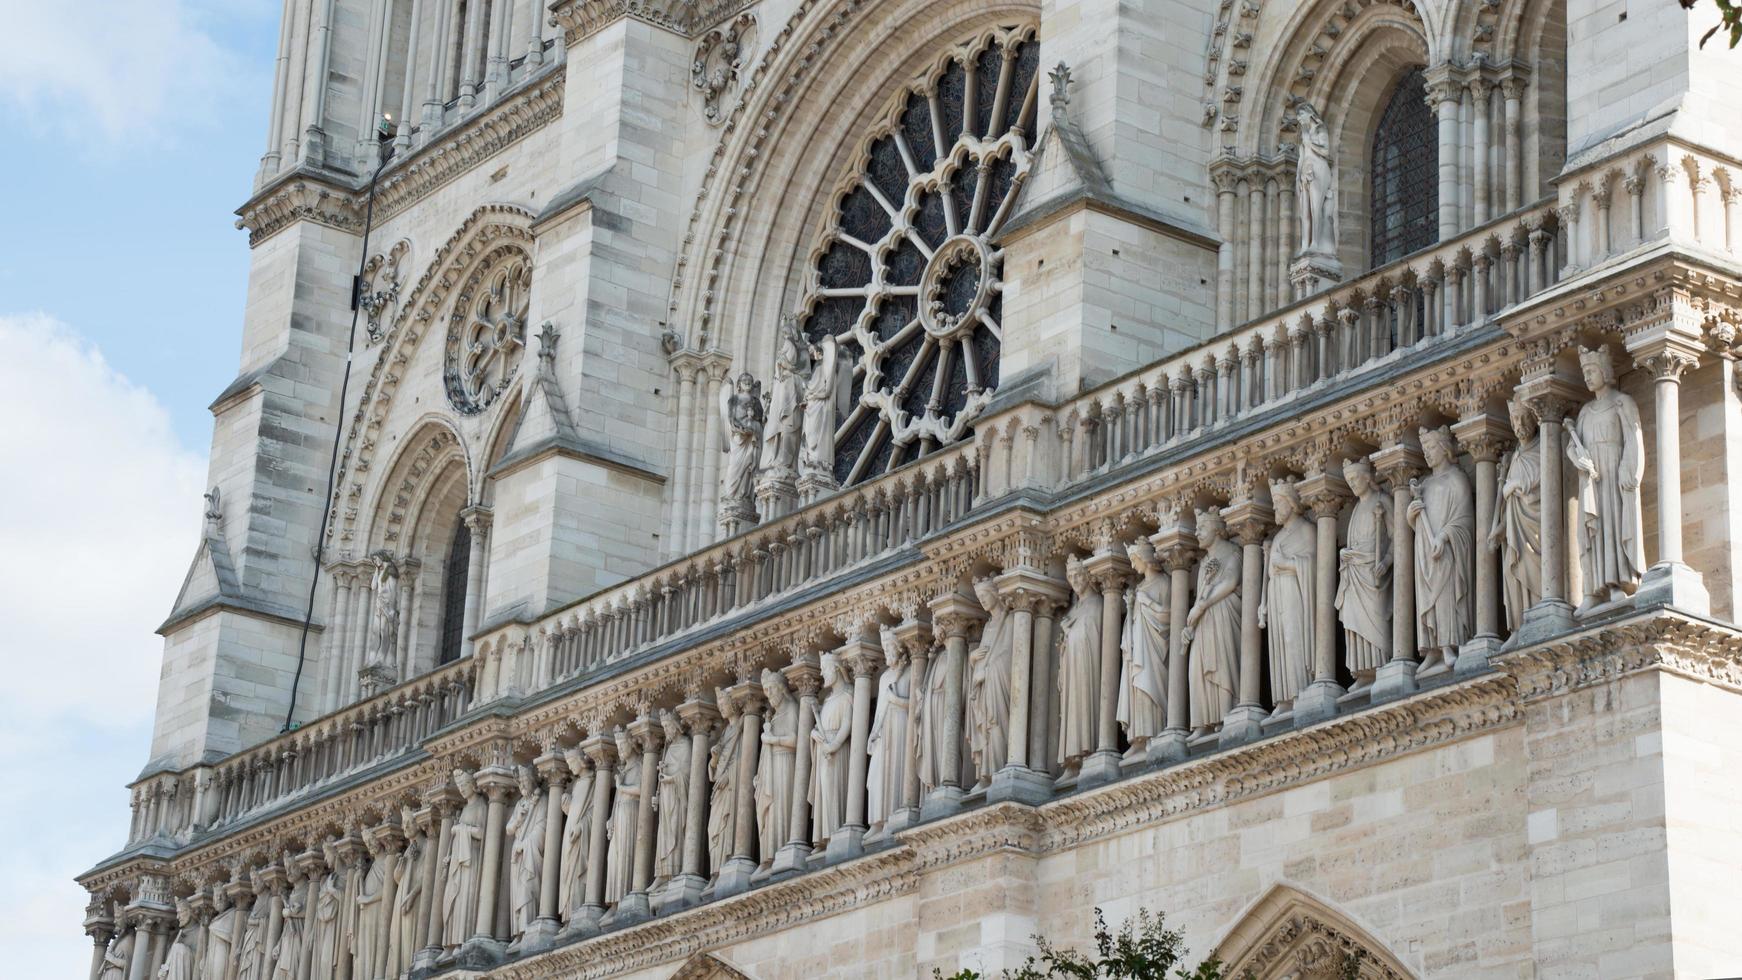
664,0,1039,360
365,416,470,553
668,953,755,980
327,204,536,548
1218,884,1414,980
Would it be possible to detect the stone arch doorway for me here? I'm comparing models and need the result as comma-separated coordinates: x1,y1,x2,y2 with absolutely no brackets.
1216,884,1414,980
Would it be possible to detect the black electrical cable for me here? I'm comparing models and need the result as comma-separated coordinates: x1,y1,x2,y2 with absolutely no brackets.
282,124,396,733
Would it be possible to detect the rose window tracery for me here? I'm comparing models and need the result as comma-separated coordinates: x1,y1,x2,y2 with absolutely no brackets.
444,250,531,414
800,25,1039,487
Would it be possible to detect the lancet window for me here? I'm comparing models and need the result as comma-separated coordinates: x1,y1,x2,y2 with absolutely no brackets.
1368,68,1438,268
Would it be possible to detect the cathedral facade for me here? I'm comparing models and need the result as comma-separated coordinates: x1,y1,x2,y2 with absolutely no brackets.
79,0,1742,978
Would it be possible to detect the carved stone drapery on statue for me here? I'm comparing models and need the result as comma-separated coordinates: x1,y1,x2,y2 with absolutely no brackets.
1185,508,1242,732
504,764,545,938
965,577,1012,788
754,670,797,861
1055,557,1103,770
1262,480,1315,710
866,625,912,825
1409,427,1475,670
1337,459,1392,686
1568,346,1645,616
1291,101,1342,294
1117,539,1169,754
655,710,690,880
1492,396,1543,631
361,551,401,696
718,372,765,534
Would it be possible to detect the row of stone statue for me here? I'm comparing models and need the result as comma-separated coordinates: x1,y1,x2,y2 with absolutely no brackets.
719,317,850,528
93,348,1653,980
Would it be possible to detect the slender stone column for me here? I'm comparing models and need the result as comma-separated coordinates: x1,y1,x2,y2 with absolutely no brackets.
1471,77,1492,225
1212,165,1240,332
1151,526,1197,764
1031,600,1062,774
1372,442,1424,700
668,698,720,909
1517,380,1580,641
1296,471,1349,725
457,0,485,107
620,717,661,920
989,568,1068,802
714,682,765,898
1247,178,1265,321
527,754,568,945
1629,335,1711,614
470,770,515,945
1221,501,1272,746
668,356,699,558
417,793,457,960
1453,411,1510,674
698,362,729,545
459,506,492,659
831,634,884,859
83,902,115,980
1501,73,1526,214
259,866,287,980
772,657,822,875
1080,549,1132,787
324,569,354,712
1428,67,1462,238
887,618,931,832
925,596,984,818
362,828,401,974
123,918,154,980
578,736,617,922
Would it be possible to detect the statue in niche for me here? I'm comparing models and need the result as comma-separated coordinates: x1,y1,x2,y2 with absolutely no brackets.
557,747,594,915
1055,555,1104,776
353,847,388,980
1261,479,1316,713
1118,539,1169,755
1568,345,1645,615
505,764,545,936
1294,102,1336,257
441,769,486,945
235,886,265,980
269,861,304,980
761,317,808,480
100,927,134,980
1409,426,1476,669
810,653,854,842
718,372,766,520
1491,396,1543,631
605,728,640,903
1337,458,1392,689
1184,507,1241,734
157,900,196,980
308,850,344,979
362,552,401,684
706,693,741,872
914,637,952,794
866,624,911,825
800,332,849,483
754,670,798,861
965,576,1012,788
654,710,690,880
387,813,422,976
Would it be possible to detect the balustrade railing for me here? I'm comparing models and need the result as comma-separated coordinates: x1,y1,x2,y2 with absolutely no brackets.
532,441,980,685
1064,202,1562,480
126,659,477,846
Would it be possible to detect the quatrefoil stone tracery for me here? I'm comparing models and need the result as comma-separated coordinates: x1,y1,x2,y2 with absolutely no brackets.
800,25,1039,488
445,254,530,414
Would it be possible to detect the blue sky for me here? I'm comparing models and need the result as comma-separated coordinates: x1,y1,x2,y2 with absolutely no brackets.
0,1,285,974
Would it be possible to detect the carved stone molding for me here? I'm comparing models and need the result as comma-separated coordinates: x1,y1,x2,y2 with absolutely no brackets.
1218,884,1413,980
234,173,364,246
1494,611,1742,701
550,0,697,44
692,14,754,124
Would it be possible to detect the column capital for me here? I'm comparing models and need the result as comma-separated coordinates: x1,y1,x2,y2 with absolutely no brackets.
1516,374,1584,424
459,504,493,532
1082,548,1135,592
365,821,408,856
928,591,987,638
675,697,723,735
1626,329,1704,382
724,679,768,718
1297,469,1350,519
782,652,825,699
993,565,1070,614
892,615,934,658
1222,499,1274,546
628,714,665,755
532,750,571,782
1370,441,1426,489
579,733,619,771
836,634,885,680
1451,411,1513,463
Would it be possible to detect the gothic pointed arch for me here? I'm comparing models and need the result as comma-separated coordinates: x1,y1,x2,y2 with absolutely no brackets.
327,203,535,549
668,952,754,980
1216,884,1414,980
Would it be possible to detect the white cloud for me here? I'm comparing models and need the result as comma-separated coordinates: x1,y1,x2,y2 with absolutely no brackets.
0,0,263,141
0,314,207,977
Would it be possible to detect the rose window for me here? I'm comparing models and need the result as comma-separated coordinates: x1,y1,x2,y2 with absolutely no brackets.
445,250,531,414
801,25,1039,486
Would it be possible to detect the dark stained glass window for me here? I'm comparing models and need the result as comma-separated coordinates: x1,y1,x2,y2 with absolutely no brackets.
437,520,470,665
1369,69,1438,268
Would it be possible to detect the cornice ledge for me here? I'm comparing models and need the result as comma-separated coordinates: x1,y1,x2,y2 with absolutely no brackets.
549,0,696,44
1493,608,1742,701
234,170,365,246
373,68,567,223
490,848,919,978
1038,673,1518,851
